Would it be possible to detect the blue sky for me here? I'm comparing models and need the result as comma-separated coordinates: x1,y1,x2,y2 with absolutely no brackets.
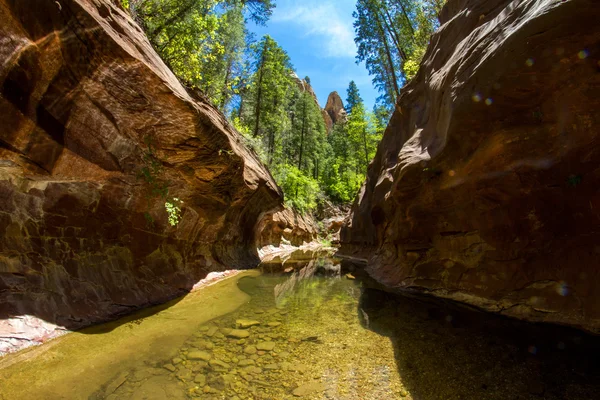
248,0,377,110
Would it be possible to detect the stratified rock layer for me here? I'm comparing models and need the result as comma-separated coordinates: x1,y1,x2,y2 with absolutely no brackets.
0,0,282,353
341,0,600,332
256,208,319,248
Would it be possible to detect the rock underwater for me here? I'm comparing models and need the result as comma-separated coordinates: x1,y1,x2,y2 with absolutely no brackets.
0,0,282,353
341,0,600,333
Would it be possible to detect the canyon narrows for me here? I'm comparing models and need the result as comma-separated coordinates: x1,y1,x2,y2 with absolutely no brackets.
341,0,600,333
0,0,283,354
1,0,600,398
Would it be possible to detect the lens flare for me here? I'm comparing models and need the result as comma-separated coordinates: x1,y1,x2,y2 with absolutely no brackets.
557,281,569,296
528,345,537,355
578,50,589,59
485,98,493,106
525,58,534,67
472,93,482,102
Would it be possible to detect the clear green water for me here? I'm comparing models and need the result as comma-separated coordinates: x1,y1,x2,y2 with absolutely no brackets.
1,251,600,399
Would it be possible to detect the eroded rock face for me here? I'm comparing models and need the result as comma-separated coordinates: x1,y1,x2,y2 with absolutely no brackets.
256,208,319,248
324,91,347,131
341,0,600,333
0,0,282,353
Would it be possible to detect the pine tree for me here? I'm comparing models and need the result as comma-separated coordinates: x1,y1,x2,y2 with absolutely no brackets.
353,0,445,107
345,81,363,114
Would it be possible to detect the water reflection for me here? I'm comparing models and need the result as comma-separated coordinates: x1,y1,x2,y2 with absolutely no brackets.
1,254,599,399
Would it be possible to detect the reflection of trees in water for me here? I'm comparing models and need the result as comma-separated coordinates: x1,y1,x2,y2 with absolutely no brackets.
274,258,354,313
274,259,318,305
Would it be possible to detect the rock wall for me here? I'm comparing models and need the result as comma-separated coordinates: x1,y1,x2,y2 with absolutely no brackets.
0,0,282,353
341,0,600,333
256,208,319,248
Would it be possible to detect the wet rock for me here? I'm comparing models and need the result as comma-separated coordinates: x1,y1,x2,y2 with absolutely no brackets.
222,329,250,339
131,376,186,400
243,366,262,374
131,368,161,382
209,359,231,371
206,326,219,337
256,342,276,351
163,364,176,372
187,351,212,362
264,363,279,370
267,322,282,327
281,362,308,373
235,320,261,329
238,359,256,367
192,362,208,372
208,375,226,391
175,368,192,382
172,357,182,365
104,371,129,396
244,346,257,355
293,382,327,397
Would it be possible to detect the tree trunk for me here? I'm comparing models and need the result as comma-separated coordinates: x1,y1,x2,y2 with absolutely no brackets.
382,8,410,60
375,13,401,102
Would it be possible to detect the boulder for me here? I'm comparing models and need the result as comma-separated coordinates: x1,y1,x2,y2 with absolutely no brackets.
256,208,319,248
340,0,600,333
0,0,282,354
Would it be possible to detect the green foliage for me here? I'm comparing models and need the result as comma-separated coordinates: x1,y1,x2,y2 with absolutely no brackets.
134,0,274,111
165,198,184,226
322,85,381,204
274,164,320,213
138,136,185,227
353,0,445,107
345,81,363,114
131,4,389,213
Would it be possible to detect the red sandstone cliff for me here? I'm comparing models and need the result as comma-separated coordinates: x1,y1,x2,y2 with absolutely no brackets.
341,0,600,333
0,0,282,353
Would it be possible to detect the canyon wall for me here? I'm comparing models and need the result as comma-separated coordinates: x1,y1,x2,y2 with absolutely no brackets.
341,0,600,333
0,0,282,353
256,208,319,249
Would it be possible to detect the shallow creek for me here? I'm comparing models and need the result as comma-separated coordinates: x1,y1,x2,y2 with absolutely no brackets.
1,250,599,399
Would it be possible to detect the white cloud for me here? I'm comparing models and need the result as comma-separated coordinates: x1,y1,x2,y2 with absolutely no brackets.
272,1,357,58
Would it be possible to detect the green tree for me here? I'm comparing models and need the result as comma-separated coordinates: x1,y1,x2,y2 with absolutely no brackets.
131,0,274,109
353,0,445,107
241,35,295,165
345,80,363,114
